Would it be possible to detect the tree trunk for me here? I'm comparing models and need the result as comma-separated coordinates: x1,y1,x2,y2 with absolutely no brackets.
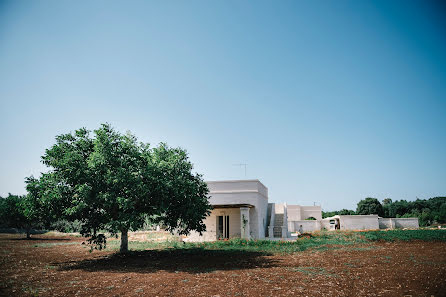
26,228,31,239
120,229,129,253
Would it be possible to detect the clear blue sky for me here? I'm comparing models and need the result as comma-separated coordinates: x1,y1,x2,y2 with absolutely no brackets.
1,0,445,211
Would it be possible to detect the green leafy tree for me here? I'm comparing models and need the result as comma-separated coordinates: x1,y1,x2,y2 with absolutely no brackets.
382,198,393,217
356,197,384,216
322,209,355,218
382,198,392,205
338,209,355,215
36,124,211,252
0,194,26,230
326,197,446,226
0,193,44,239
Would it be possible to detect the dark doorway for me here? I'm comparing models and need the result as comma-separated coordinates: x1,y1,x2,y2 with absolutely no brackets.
217,215,230,239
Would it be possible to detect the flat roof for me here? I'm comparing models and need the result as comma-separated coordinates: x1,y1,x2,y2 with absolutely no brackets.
206,179,261,183
205,179,268,190
212,203,255,209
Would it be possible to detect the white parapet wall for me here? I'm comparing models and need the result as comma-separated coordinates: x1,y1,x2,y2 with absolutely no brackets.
378,217,419,229
274,203,285,214
322,215,380,231
287,205,302,220
287,205,322,221
339,215,380,230
288,220,321,233
378,218,393,229
393,218,419,228
301,206,323,220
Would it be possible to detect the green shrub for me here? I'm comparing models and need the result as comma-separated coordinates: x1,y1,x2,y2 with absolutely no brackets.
50,220,82,233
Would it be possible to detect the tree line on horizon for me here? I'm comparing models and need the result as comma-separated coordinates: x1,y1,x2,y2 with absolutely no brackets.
3,194,445,235
322,196,446,226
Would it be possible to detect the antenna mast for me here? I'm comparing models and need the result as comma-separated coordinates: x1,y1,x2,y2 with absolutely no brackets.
233,163,247,177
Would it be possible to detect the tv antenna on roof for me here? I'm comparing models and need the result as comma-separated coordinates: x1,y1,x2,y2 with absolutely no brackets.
233,163,247,177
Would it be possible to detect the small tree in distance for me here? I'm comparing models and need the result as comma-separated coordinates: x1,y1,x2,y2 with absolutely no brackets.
0,193,44,239
32,124,212,252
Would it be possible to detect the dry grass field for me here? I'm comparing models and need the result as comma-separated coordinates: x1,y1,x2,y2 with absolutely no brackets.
1,231,445,296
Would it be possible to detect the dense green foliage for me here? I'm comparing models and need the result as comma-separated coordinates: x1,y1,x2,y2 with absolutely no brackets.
0,194,27,229
382,197,446,226
356,197,384,216
50,219,83,233
322,209,356,218
27,124,212,252
324,197,446,226
0,193,46,238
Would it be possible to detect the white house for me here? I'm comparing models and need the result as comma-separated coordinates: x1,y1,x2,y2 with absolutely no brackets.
185,179,322,241
185,179,419,242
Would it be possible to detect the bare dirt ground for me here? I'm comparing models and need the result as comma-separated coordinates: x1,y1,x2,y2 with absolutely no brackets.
1,234,445,297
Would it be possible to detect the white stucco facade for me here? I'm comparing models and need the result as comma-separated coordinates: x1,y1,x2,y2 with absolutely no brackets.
185,180,268,241
287,205,322,221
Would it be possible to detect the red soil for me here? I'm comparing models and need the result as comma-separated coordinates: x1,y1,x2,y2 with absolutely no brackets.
0,234,445,297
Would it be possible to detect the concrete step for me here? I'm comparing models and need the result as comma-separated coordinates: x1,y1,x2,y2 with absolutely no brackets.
273,226,282,237
274,214,284,225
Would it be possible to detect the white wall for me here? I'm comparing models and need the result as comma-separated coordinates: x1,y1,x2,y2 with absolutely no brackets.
393,218,419,229
286,205,322,221
288,220,321,233
255,196,268,238
207,180,268,198
186,208,242,242
186,210,218,242
287,205,302,220
339,215,379,230
378,218,393,229
300,206,322,220
187,180,268,241
378,217,419,229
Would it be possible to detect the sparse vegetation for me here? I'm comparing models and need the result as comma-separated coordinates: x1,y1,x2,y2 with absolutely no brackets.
100,229,446,254
360,229,446,242
1,229,445,296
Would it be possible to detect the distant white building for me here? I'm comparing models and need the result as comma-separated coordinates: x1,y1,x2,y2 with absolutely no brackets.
185,179,419,242
321,215,419,231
